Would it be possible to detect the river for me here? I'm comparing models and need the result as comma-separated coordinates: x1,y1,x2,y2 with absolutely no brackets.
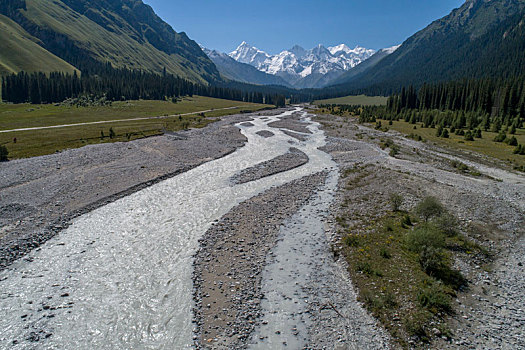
0,107,338,349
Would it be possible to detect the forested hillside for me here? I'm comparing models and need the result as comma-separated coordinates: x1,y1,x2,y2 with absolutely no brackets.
329,0,525,95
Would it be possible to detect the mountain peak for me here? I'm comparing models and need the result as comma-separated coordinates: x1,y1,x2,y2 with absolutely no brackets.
228,41,376,88
229,41,270,65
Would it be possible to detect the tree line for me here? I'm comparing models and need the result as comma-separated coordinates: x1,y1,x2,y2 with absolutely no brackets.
384,77,525,131
1,65,285,107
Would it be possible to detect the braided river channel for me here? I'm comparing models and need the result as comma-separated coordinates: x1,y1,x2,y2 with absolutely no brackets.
0,107,340,349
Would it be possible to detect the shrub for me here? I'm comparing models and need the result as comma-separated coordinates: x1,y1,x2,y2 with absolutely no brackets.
451,160,468,172
343,234,360,247
493,132,506,142
464,131,474,141
109,127,116,139
401,214,412,227
404,311,428,338
514,144,525,155
406,225,445,254
0,145,8,162
419,246,447,275
508,136,518,146
475,129,482,138
417,285,451,313
433,212,458,237
436,125,443,137
389,144,400,157
389,193,404,211
356,262,373,275
415,196,444,221
380,247,392,259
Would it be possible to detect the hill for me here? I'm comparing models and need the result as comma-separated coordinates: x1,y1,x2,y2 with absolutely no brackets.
0,14,77,75
0,0,220,83
330,0,525,94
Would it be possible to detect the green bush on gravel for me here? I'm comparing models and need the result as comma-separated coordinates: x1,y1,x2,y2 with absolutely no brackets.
415,196,444,221
0,145,8,162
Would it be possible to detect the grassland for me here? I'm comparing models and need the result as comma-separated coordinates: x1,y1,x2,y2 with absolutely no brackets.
314,95,388,106
376,119,525,168
0,96,269,159
0,15,77,76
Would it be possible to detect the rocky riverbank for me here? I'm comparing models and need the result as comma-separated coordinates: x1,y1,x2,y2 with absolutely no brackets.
193,172,327,349
314,108,525,349
0,112,260,270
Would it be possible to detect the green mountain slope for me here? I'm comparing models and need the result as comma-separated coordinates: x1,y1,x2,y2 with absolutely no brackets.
0,0,221,83
332,0,525,94
0,14,77,75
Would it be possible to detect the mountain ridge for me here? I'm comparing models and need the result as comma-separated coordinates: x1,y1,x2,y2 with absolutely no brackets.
202,48,292,87
228,41,375,88
329,0,525,94
0,0,221,84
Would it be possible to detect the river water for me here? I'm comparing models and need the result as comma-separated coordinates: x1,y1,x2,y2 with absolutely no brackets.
0,107,338,349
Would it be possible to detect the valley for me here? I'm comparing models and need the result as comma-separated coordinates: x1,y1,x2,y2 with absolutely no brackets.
1,0,525,349
1,106,523,349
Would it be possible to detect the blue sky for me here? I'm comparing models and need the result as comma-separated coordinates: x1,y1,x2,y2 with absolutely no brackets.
144,0,465,54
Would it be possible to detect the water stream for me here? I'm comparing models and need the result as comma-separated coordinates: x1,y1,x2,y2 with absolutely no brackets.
0,107,337,349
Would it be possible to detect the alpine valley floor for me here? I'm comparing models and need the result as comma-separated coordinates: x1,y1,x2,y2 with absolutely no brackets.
0,106,522,349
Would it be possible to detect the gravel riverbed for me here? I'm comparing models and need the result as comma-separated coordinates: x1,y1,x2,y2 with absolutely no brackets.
0,113,252,269
316,109,525,349
193,172,327,349
230,147,309,185
6,104,519,349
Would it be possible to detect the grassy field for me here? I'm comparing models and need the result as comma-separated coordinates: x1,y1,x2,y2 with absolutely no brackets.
0,96,269,159
377,119,525,168
314,95,388,106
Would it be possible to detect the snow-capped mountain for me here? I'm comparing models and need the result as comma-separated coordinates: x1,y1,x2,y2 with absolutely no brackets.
228,42,375,88
201,46,291,87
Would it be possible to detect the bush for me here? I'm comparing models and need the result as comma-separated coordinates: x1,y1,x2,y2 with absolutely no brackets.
404,311,428,338
493,132,506,142
401,214,412,227
436,125,443,137
418,285,452,313
451,160,468,172
464,131,474,141
0,145,8,162
380,247,392,259
343,234,360,247
419,246,447,274
433,212,458,237
406,225,445,254
508,136,518,146
389,144,400,157
514,144,525,155
415,196,444,221
109,127,116,139
474,129,482,138
389,193,404,211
